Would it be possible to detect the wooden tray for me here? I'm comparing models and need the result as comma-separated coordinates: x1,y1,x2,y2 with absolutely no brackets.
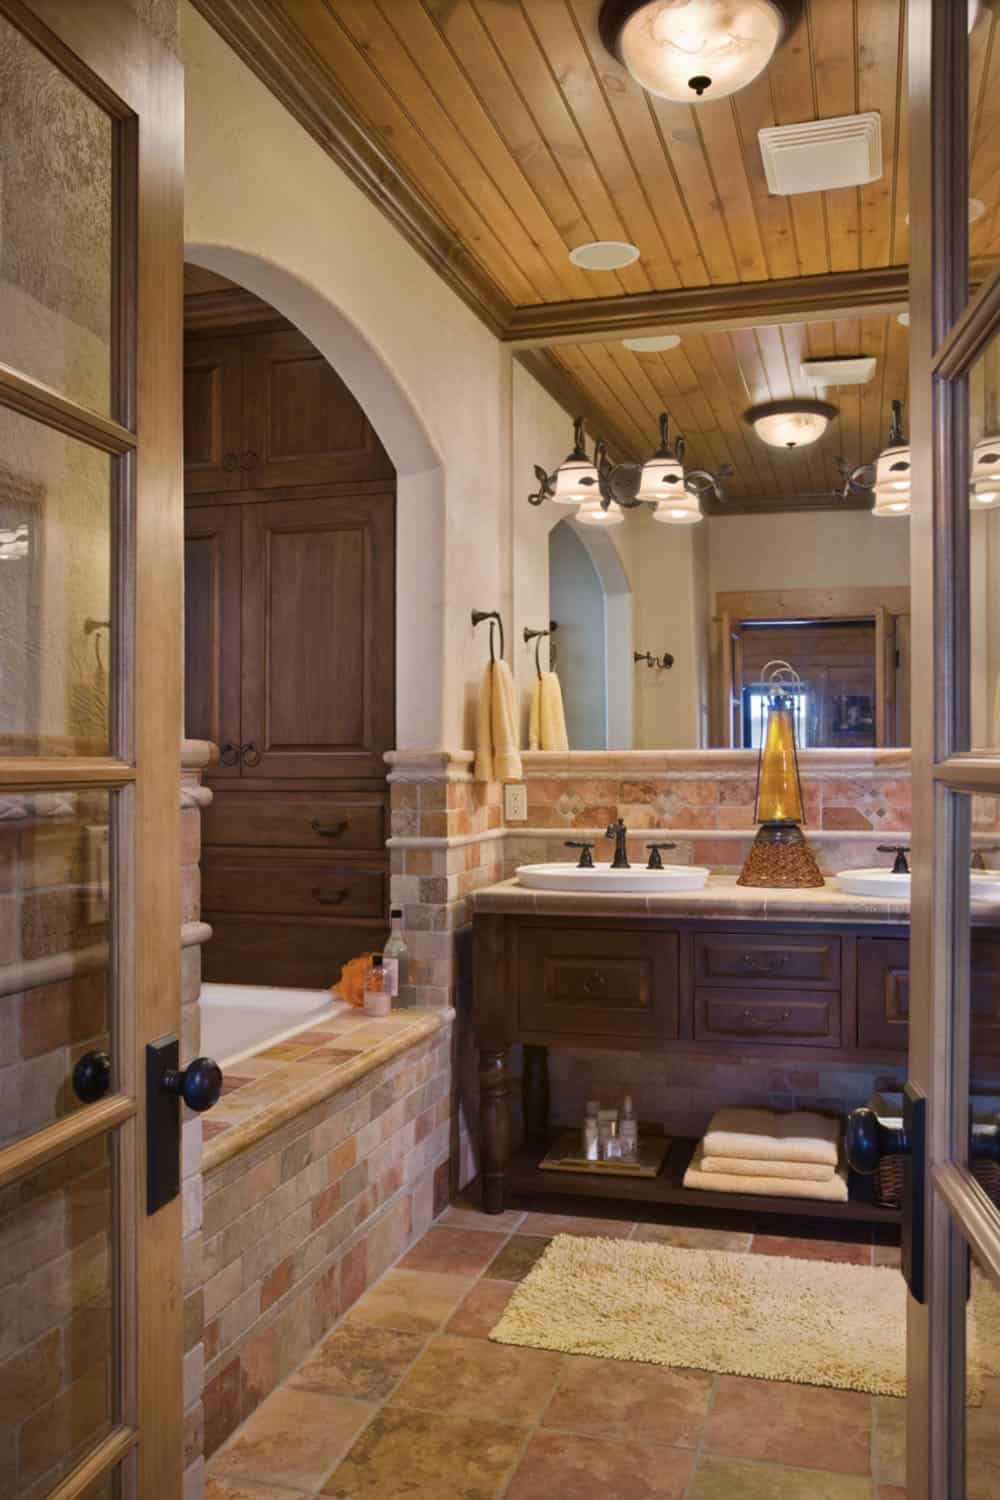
538,1130,671,1179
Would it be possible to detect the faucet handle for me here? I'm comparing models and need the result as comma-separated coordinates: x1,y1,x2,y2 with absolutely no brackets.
877,845,911,875
564,840,596,869
645,842,677,871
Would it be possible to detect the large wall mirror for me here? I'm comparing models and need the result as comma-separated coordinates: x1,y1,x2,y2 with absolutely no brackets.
514,312,914,752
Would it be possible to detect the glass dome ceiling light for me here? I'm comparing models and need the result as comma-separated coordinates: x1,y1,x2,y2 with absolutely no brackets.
599,0,792,104
744,398,839,449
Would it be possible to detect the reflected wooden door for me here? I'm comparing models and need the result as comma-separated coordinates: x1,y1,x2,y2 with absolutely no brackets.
0,1,185,1496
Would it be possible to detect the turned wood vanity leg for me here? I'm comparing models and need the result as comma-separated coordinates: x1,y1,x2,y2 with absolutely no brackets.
480,1047,511,1214
522,1044,550,1150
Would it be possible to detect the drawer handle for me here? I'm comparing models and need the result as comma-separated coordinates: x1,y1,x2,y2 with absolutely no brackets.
741,952,788,972
584,970,608,996
312,886,348,907
241,742,261,768
742,1008,792,1028
218,741,240,767
311,819,348,840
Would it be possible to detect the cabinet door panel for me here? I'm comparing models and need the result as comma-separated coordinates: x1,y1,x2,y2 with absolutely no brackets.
184,505,242,774
242,329,392,487
517,927,678,1040
184,337,242,492
858,936,1000,1053
241,494,395,778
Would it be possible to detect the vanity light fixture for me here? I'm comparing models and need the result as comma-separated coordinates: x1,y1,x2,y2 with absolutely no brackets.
744,398,838,449
599,0,792,103
528,412,734,525
971,437,1000,507
836,399,911,517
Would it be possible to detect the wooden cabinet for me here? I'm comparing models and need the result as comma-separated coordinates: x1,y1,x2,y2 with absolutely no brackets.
516,927,678,1042
184,298,396,987
857,935,1000,1054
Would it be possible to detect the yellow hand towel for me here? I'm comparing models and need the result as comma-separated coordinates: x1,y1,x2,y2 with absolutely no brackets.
702,1107,840,1168
699,1154,836,1183
529,672,569,752
683,1144,848,1202
475,660,522,782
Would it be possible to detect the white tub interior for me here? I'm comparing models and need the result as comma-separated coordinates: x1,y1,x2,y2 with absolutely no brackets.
201,982,351,1069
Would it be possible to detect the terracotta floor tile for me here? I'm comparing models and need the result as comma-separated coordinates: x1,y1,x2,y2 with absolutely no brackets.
391,1334,562,1425
689,1456,873,1500
751,1234,873,1265
344,1269,474,1334
446,1280,517,1339
483,1235,550,1282
209,1387,373,1491
630,1223,753,1252
873,1396,906,1486
542,1353,712,1447
873,1244,902,1268
205,1481,307,1500
438,1205,526,1233
290,1323,425,1401
517,1212,636,1240
505,1430,694,1499
321,1407,524,1499
396,1226,508,1277
704,1375,872,1475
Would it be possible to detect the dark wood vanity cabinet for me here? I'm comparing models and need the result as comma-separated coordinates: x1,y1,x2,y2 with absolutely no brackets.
184,294,395,987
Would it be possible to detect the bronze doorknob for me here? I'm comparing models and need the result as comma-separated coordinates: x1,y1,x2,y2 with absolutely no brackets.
72,1050,112,1103
845,1105,911,1174
162,1057,223,1113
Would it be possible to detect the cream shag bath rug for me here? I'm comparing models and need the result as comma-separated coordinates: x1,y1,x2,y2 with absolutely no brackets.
490,1234,1000,1399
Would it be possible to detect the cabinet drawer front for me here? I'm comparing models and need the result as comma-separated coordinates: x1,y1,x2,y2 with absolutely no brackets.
203,793,386,852
517,929,678,1039
694,989,841,1046
858,936,1000,1052
203,856,386,918
694,934,840,987
204,915,382,990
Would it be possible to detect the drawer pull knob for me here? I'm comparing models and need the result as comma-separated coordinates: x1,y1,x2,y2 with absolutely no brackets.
742,1008,791,1028
311,819,348,840
583,970,608,995
312,886,348,907
741,952,788,971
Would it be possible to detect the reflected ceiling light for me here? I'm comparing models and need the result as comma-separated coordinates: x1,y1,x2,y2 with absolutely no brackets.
744,398,838,449
871,400,911,517
0,523,28,561
599,0,791,103
897,311,910,327
528,411,733,518
971,436,1000,507
622,333,682,352
569,240,641,270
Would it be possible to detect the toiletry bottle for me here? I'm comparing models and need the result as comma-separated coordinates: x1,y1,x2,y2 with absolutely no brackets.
583,1099,600,1160
620,1094,639,1161
383,908,410,1004
364,953,391,1017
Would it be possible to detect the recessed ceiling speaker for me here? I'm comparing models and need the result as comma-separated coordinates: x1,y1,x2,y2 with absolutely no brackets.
599,0,799,104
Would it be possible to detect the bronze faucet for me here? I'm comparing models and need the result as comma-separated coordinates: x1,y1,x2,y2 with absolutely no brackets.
606,818,630,869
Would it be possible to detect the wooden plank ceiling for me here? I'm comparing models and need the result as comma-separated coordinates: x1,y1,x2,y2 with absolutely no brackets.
190,0,1000,506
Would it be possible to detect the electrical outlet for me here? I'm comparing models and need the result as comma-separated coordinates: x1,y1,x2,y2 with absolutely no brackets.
504,783,528,822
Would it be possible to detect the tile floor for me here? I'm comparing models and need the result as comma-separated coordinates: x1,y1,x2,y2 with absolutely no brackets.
205,1198,915,1500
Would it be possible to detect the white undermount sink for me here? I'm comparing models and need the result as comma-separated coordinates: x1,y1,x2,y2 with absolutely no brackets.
516,862,710,894
835,868,1000,903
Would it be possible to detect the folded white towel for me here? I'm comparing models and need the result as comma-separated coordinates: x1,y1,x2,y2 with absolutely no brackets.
702,1107,840,1168
474,659,522,783
684,1144,848,1202
700,1154,836,1183
529,671,569,752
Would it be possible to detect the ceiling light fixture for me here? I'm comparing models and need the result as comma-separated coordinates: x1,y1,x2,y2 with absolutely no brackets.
744,398,838,449
622,333,682,352
528,413,734,526
569,240,641,270
598,0,792,104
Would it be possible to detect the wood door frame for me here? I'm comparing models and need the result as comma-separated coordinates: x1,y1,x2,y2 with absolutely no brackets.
0,2,184,1496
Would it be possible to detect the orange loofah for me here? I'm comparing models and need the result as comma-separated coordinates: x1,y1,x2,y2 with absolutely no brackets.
334,952,374,1009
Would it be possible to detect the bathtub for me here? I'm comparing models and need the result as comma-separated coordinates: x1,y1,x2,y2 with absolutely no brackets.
201,982,351,1069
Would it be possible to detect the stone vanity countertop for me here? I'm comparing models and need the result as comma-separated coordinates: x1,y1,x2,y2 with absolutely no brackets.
471,874,918,922
203,1006,454,1174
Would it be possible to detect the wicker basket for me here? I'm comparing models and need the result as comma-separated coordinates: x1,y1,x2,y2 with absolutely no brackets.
876,1154,1000,1210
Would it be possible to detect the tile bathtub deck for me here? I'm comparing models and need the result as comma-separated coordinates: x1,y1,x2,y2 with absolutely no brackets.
205,1196,930,1500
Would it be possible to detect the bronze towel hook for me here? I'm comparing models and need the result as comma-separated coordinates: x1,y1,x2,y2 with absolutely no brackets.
471,609,505,662
523,621,559,679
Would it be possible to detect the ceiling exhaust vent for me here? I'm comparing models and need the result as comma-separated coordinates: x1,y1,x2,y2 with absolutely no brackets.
801,356,877,388
759,113,882,195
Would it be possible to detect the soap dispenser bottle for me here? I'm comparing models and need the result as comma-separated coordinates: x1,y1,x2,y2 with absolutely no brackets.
620,1094,638,1161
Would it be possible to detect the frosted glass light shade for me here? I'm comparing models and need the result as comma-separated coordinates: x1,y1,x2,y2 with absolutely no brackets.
971,435,1000,507
636,456,687,502
752,408,830,448
871,443,911,517
652,493,702,524
619,0,783,103
576,496,625,526
553,457,600,504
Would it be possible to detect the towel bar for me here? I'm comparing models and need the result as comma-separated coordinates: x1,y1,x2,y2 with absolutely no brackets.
471,609,505,662
524,621,559,678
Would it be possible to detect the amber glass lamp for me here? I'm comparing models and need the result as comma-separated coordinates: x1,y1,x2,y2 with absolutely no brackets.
738,662,824,889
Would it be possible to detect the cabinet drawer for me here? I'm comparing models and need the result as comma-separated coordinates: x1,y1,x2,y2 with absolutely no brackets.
204,915,382,989
858,936,1000,1053
203,792,386,852
694,989,842,1046
694,933,840,988
202,854,386,918
517,928,678,1040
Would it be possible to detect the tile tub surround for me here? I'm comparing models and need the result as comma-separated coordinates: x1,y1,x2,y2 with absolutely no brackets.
197,1016,454,1462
